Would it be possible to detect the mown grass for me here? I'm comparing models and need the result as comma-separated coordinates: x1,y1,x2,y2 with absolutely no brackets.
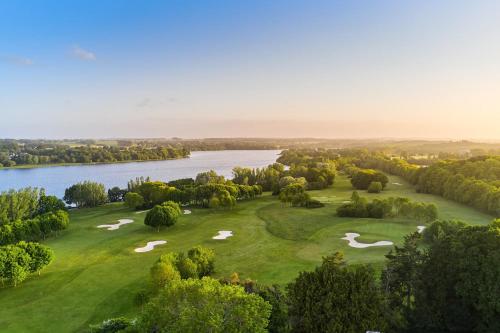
0,174,494,332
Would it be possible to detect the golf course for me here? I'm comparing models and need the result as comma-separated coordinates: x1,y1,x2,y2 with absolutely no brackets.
0,173,494,332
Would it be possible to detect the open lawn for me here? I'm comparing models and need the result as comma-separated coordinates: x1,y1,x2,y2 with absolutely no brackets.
0,174,494,332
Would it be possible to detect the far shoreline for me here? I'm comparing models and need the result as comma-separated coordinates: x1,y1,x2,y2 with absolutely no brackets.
0,156,191,170
0,149,282,170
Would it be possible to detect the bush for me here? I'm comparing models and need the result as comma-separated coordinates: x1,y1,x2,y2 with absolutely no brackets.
89,317,134,333
124,192,145,209
367,181,383,193
305,198,324,209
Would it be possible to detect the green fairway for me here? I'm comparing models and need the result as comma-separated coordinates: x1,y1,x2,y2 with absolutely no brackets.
0,174,494,332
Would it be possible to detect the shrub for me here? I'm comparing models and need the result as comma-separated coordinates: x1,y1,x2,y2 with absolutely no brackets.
89,317,134,333
305,198,325,209
124,192,144,209
367,181,383,193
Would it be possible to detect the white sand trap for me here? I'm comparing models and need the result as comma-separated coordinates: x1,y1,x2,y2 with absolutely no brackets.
135,210,148,214
134,240,167,253
97,219,134,231
417,226,426,233
213,231,233,240
341,232,393,248
183,209,192,215
392,182,403,186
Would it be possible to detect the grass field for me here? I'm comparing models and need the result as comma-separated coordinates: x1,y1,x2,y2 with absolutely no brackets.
0,174,494,332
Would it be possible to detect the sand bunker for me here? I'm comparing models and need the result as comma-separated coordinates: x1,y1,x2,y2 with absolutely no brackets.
392,182,403,186
134,240,167,253
97,219,134,231
341,232,393,248
213,231,233,240
184,209,192,215
417,226,426,233
135,210,148,214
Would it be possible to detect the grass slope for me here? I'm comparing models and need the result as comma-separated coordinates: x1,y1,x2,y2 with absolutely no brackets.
0,175,494,332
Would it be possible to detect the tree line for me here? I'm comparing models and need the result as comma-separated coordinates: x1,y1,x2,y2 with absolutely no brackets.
337,191,438,220
91,219,500,333
0,140,189,167
343,150,500,216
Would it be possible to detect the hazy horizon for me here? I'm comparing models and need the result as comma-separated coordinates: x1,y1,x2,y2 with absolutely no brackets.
2,0,500,139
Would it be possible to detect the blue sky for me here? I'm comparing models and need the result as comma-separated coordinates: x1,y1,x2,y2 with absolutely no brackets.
1,0,499,139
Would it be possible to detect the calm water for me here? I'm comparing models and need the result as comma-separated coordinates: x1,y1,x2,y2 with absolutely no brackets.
0,150,281,197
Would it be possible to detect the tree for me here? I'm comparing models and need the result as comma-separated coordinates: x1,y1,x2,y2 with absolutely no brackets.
351,169,388,190
0,245,31,287
107,187,127,202
144,201,181,232
0,188,41,224
287,252,389,332
187,246,215,277
175,255,199,279
124,192,144,209
16,241,54,275
63,181,107,208
367,181,383,193
257,284,290,333
136,277,271,332
382,232,423,330
279,183,310,207
37,195,66,215
382,220,500,332
150,260,180,289
195,170,226,185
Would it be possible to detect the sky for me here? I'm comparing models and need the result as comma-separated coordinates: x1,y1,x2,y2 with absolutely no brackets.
1,0,500,140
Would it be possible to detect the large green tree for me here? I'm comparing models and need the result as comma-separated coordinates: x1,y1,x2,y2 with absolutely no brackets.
287,252,389,333
384,220,500,332
136,277,271,333
63,181,107,208
144,201,182,232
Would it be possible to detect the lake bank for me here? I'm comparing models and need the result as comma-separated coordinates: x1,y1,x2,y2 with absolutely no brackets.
0,150,281,197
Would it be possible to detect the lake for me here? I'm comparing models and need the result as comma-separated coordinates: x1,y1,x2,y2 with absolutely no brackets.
0,150,281,197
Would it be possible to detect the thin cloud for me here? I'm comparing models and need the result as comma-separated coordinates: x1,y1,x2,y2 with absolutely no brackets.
0,55,34,66
136,98,151,108
71,45,96,61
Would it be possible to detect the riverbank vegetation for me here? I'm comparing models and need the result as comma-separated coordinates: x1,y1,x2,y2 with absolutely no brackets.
0,140,189,168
